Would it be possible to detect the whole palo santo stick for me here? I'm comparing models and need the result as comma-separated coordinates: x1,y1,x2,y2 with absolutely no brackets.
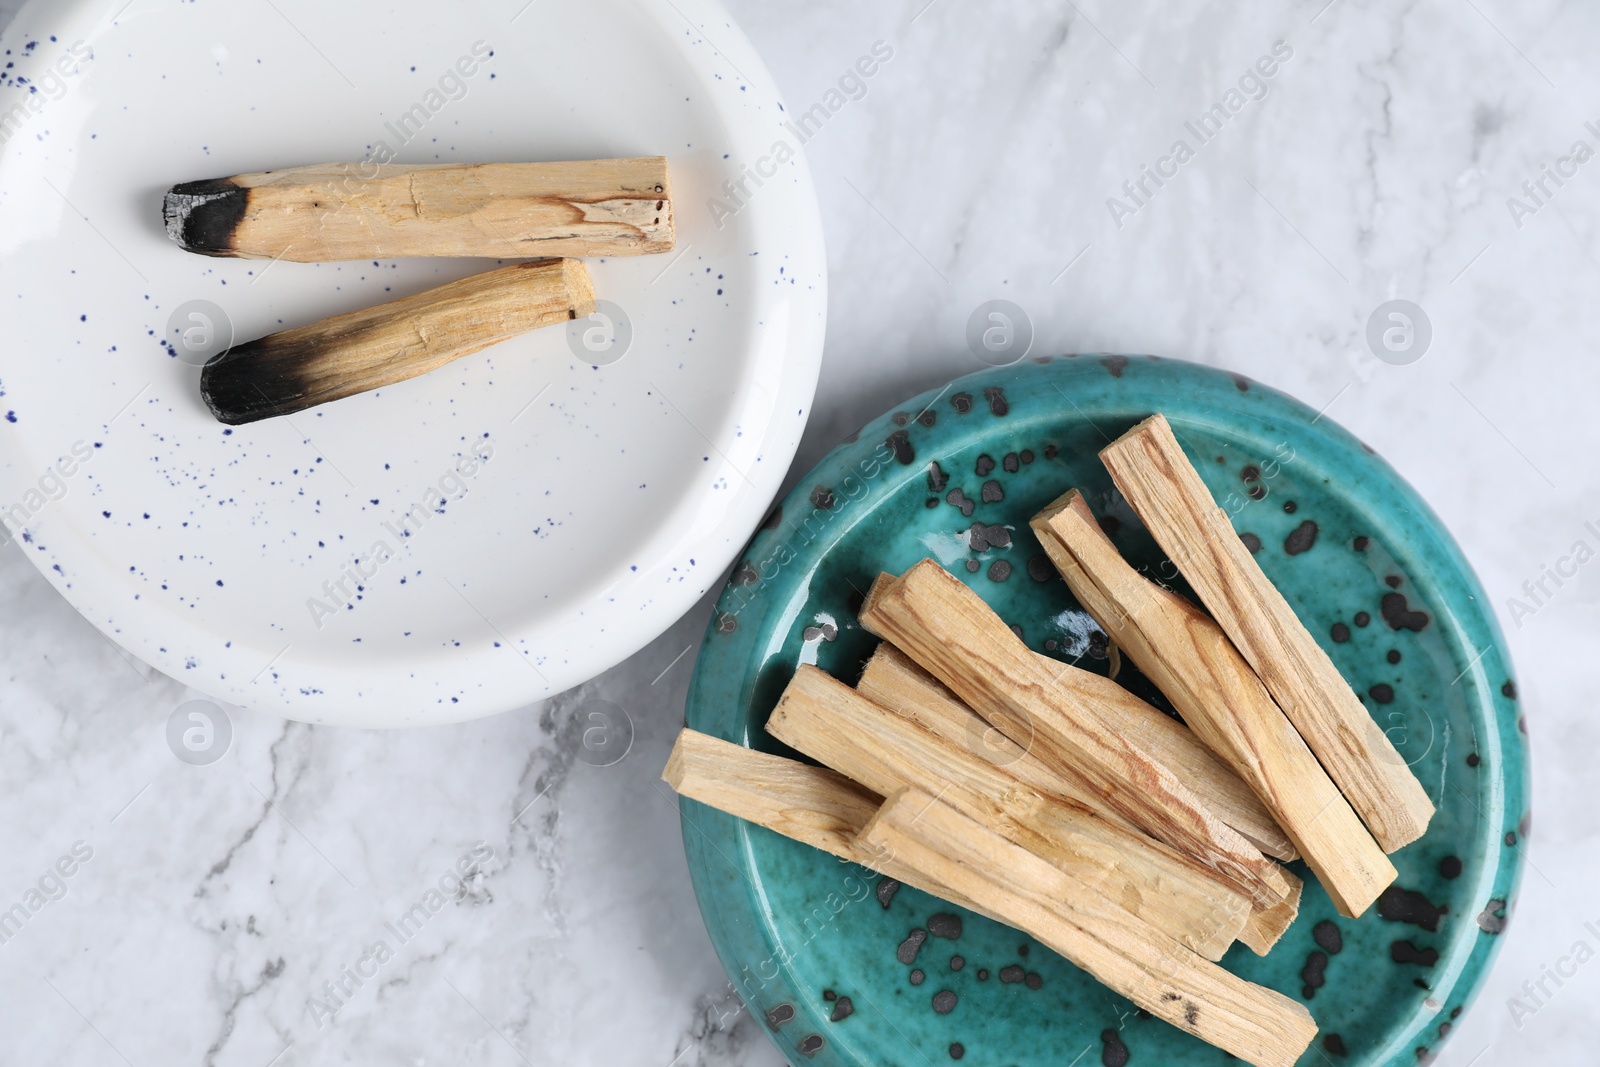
660,729,989,918
856,643,1295,954
768,665,1251,961
200,258,593,425
862,560,1291,910
1099,415,1434,853
1034,491,1397,917
858,642,1296,862
860,788,1318,1067
164,158,674,261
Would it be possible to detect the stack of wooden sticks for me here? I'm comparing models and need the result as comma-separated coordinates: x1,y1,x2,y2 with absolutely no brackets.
161,157,674,425
664,413,1435,1067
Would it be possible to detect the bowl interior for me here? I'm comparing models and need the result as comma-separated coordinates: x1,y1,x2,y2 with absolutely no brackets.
0,0,825,723
680,355,1526,1067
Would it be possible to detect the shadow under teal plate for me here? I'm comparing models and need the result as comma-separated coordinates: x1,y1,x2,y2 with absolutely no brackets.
680,356,1527,1067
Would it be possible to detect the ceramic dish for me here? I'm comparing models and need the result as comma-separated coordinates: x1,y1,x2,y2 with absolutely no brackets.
0,0,824,725
680,356,1527,1066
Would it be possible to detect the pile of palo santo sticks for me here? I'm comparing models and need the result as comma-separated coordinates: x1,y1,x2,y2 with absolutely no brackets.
162,157,673,425
664,413,1436,1067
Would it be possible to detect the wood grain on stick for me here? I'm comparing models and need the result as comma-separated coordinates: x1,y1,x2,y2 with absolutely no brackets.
769,665,1250,960
1098,415,1434,852
660,729,985,916
857,642,1296,862
859,788,1318,1067
857,571,898,637
1033,490,1397,916
862,560,1291,910
859,640,1109,812
200,258,593,425
1237,867,1302,955
857,644,1296,953
164,158,674,260
1042,651,1297,862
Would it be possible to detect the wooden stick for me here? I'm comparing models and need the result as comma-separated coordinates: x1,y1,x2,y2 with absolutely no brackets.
858,641,1296,862
1099,415,1435,852
857,571,899,636
660,729,987,916
164,158,674,261
862,560,1291,910
1033,491,1397,916
860,788,1318,1067
857,644,1295,955
768,665,1251,961
1238,867,1301,955
864,588,1295,860
858,641,1033,764
864,575,1299,857
200,259,593,425
1044,653,1296,862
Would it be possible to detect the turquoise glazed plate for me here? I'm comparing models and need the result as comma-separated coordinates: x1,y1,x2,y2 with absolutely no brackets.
679,356,1527,1067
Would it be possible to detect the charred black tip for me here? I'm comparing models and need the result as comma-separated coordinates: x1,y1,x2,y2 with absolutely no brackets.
163,178,248,255
200,339,299,425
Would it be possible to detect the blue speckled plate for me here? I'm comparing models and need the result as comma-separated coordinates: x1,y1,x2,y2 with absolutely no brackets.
681,356,1527,1067
0,0,825,725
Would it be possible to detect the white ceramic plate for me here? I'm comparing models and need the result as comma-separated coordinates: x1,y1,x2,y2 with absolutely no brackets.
0,0,825,726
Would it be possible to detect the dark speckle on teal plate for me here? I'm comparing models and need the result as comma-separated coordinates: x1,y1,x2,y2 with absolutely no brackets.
680,356,1527,1067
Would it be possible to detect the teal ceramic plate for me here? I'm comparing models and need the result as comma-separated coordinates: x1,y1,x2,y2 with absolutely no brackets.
679,356,1526,1067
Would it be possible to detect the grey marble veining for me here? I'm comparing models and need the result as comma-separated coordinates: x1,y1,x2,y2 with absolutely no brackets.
2,0,1596,1064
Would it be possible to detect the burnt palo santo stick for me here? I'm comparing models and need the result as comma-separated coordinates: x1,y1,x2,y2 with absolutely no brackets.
768,665,1252,961
200,258,593,425
859,789,1318,1067
164,158,674,261
865,560,1292,910
1099,415,1435,853
1033,491,1397,918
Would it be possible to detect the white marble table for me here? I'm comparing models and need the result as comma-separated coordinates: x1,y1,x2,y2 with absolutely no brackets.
2,0,1595,1064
